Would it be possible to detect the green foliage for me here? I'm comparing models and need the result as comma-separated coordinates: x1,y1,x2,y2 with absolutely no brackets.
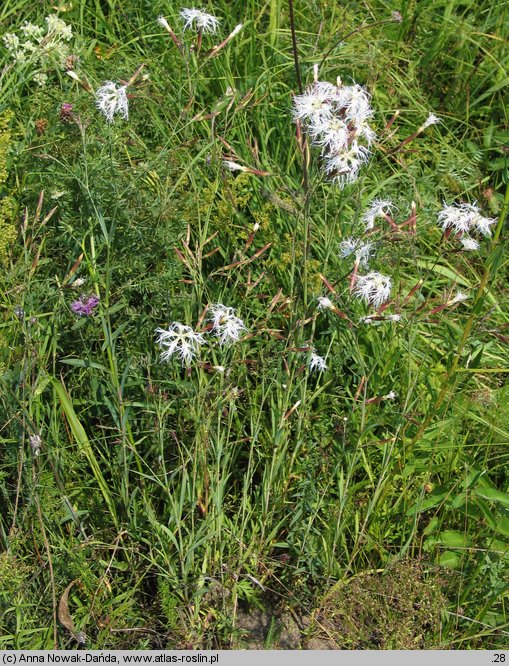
0,110,17,264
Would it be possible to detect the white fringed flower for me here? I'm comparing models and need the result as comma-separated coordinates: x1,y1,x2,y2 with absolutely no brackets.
438,204,471,234
338,84,373,126
449,291,469,305
308,350,327,372
421,113,441,130
155,323,205,366
354,272,392,309
292,87,333,125
355,242,373,268
96,82,129,122
362,199,394,231
461,236,480,251
29,434,42,456
438,202,496,237
317,296,334,311
467,205,496,237
309,116,349,153
180,8,220,33
339,238,373,267
209,304,247,345
339,237,358,259
324,141,370,186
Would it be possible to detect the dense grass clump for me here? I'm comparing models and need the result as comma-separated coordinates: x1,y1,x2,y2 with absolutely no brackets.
0,0,508,650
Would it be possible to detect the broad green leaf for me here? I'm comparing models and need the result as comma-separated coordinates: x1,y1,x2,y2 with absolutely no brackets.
60,358,108,371
474,486,509,509
439,551,461,569
438,530,471,548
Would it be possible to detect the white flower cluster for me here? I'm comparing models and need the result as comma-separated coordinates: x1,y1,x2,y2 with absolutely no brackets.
2,15,73,86
438,202,496,249
292,77,375,187
155,304,247,367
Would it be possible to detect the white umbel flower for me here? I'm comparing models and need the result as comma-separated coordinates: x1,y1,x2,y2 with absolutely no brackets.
155,323,205,366
180,8,220,33
209,303,247,345
2,33,20,52
362,199,394,231
45,15,73,40
96,82,129,122
308,350,327,372
354,272,392,309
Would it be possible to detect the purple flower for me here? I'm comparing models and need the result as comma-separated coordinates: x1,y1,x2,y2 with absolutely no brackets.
71,295,100,316
60,103,74,122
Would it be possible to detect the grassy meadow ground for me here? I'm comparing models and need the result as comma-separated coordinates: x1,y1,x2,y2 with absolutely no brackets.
0,0,509,650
